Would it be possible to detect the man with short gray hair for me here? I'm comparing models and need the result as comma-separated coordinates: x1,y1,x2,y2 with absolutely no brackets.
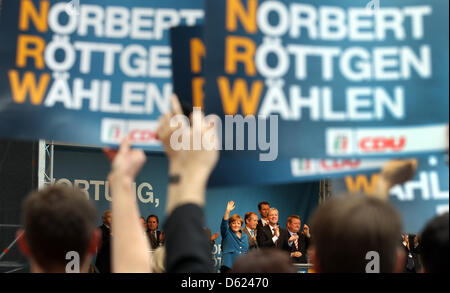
256,208,288,249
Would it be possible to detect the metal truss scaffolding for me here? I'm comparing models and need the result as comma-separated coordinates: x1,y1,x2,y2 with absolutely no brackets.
38,140,55,189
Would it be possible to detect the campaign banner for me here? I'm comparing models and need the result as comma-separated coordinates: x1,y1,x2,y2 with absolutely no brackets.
209,156,389,186
170,25,204,112
170,25,445,186
0,0,204,149
332,154,449,233
203,0,449,160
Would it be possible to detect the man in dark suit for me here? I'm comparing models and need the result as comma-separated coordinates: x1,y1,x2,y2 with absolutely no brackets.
242,212,259,250
95,210,112,273
256,201,270,230
147,215,164,249
281,215,311,264
257,208,288,249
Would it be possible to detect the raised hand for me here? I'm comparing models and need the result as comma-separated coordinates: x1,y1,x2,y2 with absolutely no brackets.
157,95,186,162
211,232,219,241
303,224,311,238
110,138,146,181
273,225,280,237
374,159,418,201
381,159,417,188
157,95,219,178
289,234,299,242
226,201,235,212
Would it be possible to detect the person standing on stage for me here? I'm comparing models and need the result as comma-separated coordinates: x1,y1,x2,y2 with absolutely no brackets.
256,201,270,230
256,208,288,249
147,215,164,249
220,201,249,273
96,210,112,273
282,215,311,264
242,212,259,250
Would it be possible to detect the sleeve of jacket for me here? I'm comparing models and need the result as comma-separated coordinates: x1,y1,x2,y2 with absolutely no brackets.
256,226,274,248
221,218,229,239
278,230,291,252
101,225,110,247
304,233,311,251
164,204,214,273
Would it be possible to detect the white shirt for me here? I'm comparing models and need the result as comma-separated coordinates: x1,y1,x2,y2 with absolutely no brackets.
246,226,255,238
261,218,269,226
287,230,296,247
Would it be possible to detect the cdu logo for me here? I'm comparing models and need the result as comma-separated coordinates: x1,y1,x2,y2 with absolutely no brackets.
334,135,348,152
108,124,123,141
101,118,126,144
291,159,315,177
326,129,354,156
296,159,312,172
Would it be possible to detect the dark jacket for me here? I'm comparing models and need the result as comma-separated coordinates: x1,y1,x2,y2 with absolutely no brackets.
280,231,311,264
164,204,214,273
95,224,111,273
256,224,288,249
147,230,164,249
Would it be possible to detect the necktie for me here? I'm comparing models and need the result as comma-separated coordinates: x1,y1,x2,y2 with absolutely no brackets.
273,228,278,247
294,238,299,250
250,230,255,238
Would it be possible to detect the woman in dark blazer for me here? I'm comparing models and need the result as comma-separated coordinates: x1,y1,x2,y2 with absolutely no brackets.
220,201,249,273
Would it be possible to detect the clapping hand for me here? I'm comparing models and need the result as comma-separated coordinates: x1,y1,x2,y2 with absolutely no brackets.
211,232,219,241
273,225,280,237
303,224,311,238
289,234,299,242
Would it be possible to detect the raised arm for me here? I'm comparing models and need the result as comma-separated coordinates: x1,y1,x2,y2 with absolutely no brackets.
108,138,152,273
373,159,417,201
158,95,219,273
224,201,235,221
159,96,219,214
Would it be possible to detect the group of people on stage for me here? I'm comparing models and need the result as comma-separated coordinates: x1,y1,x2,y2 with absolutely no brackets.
95,199,311,273
95,212,165,273
219,200,311,273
